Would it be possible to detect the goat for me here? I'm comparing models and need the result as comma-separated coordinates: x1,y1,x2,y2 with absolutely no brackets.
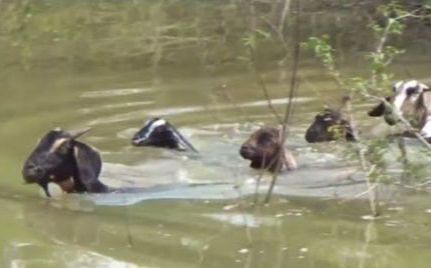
368,80,431,140
305,107,356,143
132,118,198,152
22,128,110,197
239,127,297,172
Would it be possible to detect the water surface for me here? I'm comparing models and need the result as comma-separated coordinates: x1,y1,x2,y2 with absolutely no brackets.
1,1,431,267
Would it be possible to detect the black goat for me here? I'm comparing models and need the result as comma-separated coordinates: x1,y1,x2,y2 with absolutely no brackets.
305,108,356,143
22,128,110,197
132,118,198,152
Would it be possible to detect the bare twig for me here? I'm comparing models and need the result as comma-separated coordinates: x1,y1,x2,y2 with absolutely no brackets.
246,0,284,125
278,0,291,37
253,153,267,204
264,0,301,204
254,148,286,205
255,73,284,124
365,164,379,217
397,136,408,165
121,195,134,247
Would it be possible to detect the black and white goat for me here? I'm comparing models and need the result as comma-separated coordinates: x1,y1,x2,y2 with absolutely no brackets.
132,118,198,152
368,80,431,140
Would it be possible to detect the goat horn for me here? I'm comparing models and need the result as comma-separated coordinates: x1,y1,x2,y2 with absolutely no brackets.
69,127,91,139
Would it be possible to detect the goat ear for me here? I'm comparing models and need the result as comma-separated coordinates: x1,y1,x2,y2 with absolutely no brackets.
367,102,386,117
421,83,430,91
73,141,109,193
368,97,391,117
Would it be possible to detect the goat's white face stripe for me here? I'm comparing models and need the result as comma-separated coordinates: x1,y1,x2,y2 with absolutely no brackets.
134,119,167,143
394,80,420,94
393,94,407,115
392,80,407,114
49,138,68,153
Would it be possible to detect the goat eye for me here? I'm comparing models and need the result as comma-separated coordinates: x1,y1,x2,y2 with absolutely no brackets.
259,139,273,146
55,144,70,155
153,127,164,133
257,134,273,146
406,87,417,95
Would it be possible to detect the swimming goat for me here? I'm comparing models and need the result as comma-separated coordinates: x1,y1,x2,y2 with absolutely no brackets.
132,118,198,152
368,80,431,141
22,128,110,197
305,108,356,143
240,127,297,172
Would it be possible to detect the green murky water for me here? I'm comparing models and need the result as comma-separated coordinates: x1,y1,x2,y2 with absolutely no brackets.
1,1,431,267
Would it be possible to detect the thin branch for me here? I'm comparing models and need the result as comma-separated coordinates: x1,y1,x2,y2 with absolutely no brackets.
365,164,379,217
255,73,284,124
248,51,283,124
349,183,378,201
246,1,284,125
253,153,267,205
264,0,301,204
278,0,291,38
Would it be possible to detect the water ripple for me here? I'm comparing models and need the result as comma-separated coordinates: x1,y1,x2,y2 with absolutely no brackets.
81,87,153,98
80,101,154,114
85,97,311,126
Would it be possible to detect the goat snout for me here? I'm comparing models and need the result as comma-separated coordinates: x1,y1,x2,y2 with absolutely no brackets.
305,126,325,143
239,145,254,159
131,136,145,146
23,163,45,182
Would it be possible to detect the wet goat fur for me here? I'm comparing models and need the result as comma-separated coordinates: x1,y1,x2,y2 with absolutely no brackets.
239,127,297,172
22,129,110,197
305,108,356,143
132,118,198,152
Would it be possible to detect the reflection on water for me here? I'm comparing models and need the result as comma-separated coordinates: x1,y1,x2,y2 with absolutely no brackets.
81,88,154,98
3,195,431,268
4,242,140,268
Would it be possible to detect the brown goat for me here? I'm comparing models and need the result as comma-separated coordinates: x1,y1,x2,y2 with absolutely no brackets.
239,127,297,172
